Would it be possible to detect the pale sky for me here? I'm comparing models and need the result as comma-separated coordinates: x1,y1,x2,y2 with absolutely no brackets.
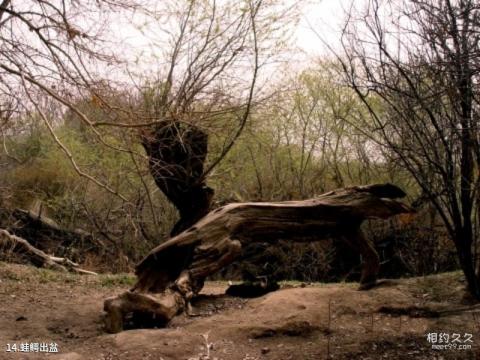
113,0,359,67
295,0,353,56
99,0,368,86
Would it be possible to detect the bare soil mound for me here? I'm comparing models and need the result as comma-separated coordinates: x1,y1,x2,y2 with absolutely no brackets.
0,262,478,359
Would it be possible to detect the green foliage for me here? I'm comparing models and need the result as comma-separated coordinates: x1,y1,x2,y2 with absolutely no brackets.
209,62,418,204
0,61,420,277
4,128,74,208
0,100,177,270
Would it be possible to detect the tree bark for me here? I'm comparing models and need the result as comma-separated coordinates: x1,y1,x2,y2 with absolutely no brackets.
103,183,412,333
140,120,213,236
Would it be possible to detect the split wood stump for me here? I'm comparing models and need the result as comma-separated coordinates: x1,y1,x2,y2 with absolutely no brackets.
104,183,413,333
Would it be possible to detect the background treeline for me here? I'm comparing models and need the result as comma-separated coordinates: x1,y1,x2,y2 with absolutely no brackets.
1,0,477,297
0,62,457,281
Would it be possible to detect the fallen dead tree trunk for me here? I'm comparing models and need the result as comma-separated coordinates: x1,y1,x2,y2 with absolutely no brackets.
104,183,413,333
0,208,105,259
0,229,97,275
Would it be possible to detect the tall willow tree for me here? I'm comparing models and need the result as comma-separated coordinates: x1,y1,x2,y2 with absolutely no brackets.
137,0,300,235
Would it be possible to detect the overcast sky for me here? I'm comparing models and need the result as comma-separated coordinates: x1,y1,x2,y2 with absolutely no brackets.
296,0,351,55
104,0,366,84
114,0,358,62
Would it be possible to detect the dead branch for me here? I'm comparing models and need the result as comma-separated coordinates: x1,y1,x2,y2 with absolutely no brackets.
0,229,97,275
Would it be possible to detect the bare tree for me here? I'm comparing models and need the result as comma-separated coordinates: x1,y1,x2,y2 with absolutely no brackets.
0,0,297,234
0,0,149,199
137,0,298,235
337,0,480,298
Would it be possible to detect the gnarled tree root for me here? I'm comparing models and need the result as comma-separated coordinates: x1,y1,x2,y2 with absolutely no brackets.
104,290,186,333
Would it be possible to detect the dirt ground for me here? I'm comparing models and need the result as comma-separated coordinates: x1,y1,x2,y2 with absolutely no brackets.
0,262,479,360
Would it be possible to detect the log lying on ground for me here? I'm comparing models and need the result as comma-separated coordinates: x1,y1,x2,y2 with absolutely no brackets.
104,183,413,333
0,208,105,259
0,229,97,275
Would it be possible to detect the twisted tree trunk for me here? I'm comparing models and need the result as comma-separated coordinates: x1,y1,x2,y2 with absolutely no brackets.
140,121,213,236
104,183,412,333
